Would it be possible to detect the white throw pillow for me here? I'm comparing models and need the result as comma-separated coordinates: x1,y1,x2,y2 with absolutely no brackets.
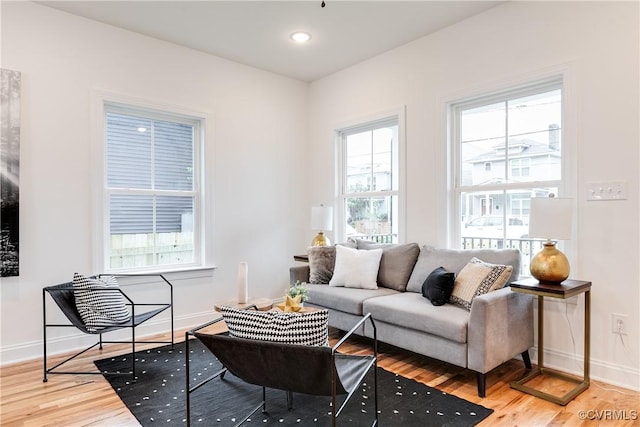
329,245,383,289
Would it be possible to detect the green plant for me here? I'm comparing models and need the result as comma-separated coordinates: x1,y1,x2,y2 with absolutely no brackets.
287,281,309,302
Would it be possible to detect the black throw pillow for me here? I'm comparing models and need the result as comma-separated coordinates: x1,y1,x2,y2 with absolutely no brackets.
422,267,455,306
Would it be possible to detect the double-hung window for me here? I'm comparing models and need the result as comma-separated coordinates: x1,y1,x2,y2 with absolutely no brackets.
337,116,401,243
451,78,564,255
103,103,203,272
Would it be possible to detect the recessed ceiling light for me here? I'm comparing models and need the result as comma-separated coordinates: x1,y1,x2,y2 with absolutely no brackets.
137,127,147,133
290,32,312,43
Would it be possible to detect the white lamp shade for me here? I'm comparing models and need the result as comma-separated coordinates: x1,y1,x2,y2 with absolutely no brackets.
528,197,573,240
311,206,333,231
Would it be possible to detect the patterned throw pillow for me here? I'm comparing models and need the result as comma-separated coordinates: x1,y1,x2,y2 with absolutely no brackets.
72,273,131,332
449,258,513,310
220,306,329,346
307,246,336,284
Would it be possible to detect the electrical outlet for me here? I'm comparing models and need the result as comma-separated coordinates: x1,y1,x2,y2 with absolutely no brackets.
612,313,628,335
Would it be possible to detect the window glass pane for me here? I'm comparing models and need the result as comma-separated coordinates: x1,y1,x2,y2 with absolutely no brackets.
345,197,370,237
345,131,372,193
460,187,557,241
507,89,561,182
371,126,397,191
155,120,194,191
109,194,154,269
110,194,153,235
345,196,397,243
108,195,195,269
460,102,506,186
106,113,152,189
156,196,194,265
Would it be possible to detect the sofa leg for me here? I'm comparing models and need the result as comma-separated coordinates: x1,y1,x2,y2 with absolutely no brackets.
522,350,532,369
476,372,486,397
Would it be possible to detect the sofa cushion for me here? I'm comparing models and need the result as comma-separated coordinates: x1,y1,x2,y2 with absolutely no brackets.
422,267,455,306
307,246,336,284
329,245,382,289
363,292,469,344
449,257,513,310
307,284,398,315
355,240,420,291
406,246,520,293
220,305,329,346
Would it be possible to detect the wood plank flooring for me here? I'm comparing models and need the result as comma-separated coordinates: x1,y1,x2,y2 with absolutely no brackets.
1,326,638,426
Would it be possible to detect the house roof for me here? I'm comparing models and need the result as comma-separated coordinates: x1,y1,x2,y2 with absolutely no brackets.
467,138,561,164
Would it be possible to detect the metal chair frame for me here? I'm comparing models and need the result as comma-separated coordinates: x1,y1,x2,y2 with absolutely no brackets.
42,273,174,382
185,311,378,427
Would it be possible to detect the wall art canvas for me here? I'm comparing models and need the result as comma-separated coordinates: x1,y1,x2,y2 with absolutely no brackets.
1,69,20,277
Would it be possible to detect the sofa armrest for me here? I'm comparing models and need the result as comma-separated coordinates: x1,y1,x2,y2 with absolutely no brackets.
467,286,534,374
290,265,310,285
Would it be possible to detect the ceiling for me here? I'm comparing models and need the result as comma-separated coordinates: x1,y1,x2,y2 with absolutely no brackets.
38,1,502,82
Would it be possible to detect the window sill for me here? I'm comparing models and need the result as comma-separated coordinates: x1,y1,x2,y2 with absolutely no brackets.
104,266,217,284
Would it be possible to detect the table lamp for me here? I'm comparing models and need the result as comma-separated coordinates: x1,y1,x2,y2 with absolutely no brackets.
528,196,573,284
311,205,333,247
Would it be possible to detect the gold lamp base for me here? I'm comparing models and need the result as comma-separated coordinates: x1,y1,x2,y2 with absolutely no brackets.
311,231,331,247
530,240,570,284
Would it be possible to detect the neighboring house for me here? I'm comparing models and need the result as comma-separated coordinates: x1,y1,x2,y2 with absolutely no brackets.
461,127,560,222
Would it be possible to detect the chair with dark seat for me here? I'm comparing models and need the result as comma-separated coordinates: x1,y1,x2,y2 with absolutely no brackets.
186,312,378,427
42,274,174,382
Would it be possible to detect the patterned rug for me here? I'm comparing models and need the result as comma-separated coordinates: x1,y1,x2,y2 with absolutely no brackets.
95,340,493,426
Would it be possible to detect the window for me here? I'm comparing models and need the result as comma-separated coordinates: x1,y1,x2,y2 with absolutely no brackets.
103,103,203,271
510,158,530,178
453,79,563,245
338,116,400,243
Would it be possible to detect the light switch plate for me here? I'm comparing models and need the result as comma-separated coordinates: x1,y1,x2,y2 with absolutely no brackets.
586,181,627,201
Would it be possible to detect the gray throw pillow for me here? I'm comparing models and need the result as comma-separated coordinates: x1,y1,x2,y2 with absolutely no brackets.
355,240,420,291
307,246,336,284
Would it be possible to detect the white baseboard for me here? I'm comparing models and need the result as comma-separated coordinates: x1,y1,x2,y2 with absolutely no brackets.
528,346,640,392
0,311,217,367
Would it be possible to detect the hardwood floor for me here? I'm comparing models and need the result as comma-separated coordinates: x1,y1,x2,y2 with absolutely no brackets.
1,326,638,426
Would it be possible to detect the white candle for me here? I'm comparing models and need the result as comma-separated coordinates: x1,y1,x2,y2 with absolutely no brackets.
237,262,249,303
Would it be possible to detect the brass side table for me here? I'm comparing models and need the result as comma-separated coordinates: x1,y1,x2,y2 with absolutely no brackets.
509,278,591,405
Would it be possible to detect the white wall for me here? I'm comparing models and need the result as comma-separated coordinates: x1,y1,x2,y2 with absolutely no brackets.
0,2,310,363
309,2,640,390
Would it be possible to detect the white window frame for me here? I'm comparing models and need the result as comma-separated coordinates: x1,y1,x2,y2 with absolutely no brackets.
449,76,574,247
91,91,213,274
335,107,406,243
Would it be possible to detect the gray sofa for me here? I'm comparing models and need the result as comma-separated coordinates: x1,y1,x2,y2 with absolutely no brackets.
290,243,534,397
